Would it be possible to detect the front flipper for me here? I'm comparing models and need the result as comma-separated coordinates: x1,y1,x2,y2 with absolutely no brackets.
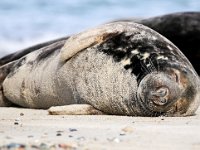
48,104,105,115
60,22,143,62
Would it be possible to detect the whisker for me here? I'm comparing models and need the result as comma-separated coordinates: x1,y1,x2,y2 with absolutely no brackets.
149,58,157,72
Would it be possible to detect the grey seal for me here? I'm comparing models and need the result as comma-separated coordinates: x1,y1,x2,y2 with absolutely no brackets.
0,22,199,116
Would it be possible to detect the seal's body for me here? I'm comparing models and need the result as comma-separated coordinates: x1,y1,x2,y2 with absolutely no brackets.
0,22,199,116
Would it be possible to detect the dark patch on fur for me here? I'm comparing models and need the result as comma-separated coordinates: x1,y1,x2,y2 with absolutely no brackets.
35,87,40,95
34,81,40,95
97,32,180,82
0,63,13,82
97,33,129,61
15,57,26,68
20,80,26,100
7,57,26,79
27,61,34,66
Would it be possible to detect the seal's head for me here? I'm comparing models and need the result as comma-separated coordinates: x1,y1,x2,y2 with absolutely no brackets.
137,65,200,117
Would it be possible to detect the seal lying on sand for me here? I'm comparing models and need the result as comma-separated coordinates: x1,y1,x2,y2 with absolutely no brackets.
114,12,200,74
0,22,199,116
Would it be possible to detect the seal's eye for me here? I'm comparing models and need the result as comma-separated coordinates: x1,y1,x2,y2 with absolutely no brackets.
174,73,180,83
168,69,180,84
150,87,169,106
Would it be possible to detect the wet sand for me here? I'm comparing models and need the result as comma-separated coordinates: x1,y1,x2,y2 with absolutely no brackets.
0,107,200,150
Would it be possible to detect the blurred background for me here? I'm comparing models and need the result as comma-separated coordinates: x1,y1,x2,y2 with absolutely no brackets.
0,0,200,56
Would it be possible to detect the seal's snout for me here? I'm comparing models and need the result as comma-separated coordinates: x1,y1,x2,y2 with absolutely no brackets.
137,72,182,115
150,87,169,106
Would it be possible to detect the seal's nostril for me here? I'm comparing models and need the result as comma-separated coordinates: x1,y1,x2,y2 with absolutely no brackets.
150,87,169,106
151,87,168,97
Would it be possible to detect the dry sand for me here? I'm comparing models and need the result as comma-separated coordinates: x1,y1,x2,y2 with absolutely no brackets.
0,107,200,150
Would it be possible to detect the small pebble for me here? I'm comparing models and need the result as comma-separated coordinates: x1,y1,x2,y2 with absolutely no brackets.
77,136,85,141
41,133,48,138
121,126,134,133
7,143,25,149
58,143,77,149
31,145,39,149
186,121,190,124
15,118,20,121
14,118,20,125
34,139,39,144
113,138,120,143
69,128,77,132
56,133,62,136
119,132,126,136
50,143,76,150
56,130,63,136
107,137,121,143
40,143,48,149
30,145,39,149
20,113,24,116
14,122,19,125
28,135,34,138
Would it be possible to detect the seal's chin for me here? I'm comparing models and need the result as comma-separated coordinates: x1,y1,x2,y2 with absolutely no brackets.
137,71,182,116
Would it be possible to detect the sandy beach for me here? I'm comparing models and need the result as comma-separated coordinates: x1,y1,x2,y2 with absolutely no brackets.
0,107,200,150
